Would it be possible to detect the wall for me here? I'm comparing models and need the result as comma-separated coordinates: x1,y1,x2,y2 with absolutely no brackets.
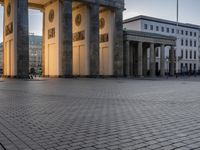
3,0,17,76
44,1,61,76
72,4,89,76
123,20,142,31
99,9,114,75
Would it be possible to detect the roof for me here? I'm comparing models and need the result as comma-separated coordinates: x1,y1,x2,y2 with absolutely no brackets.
124,29,176,40
124,29,176,46
124,15,200,30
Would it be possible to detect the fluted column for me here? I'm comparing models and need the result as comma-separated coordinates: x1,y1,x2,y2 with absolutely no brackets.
137,42,143,77
17,0,29,78
125,41,130,76
142,46,148,76
42,11,45,76
114,9,123,76
130,43,134,76
150,43,155,77
170,46,175,76
89,3,99,76
62,0,72,77
160,44,165,77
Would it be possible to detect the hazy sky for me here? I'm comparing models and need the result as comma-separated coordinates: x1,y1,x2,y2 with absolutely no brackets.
0,0,200,42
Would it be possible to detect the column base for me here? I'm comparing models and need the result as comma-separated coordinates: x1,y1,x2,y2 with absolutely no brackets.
2,75,30,79
136,75,144,78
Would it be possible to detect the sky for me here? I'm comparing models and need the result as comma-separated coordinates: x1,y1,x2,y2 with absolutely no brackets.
0,0,200,42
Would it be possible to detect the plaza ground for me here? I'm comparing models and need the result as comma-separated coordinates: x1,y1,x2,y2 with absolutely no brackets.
1,78,200,150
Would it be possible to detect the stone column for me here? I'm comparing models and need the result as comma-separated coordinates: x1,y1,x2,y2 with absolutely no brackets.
2,2,5,77
42,11,45,76
3,0,29,77
133,45,137,76
88,3,99,76
62,0,72,77
143,46,148,76
114,9,124,76
170,46,175,76
160,44,165,77
17,0,29,78
130,43,134,76
137,42,143,77
125,41,130,76
150,43,155,77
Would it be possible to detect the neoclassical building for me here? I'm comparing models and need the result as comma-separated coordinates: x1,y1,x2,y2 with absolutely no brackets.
0,0,124,78
124,30,176,77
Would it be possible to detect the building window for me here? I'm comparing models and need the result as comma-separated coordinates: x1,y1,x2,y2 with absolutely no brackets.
186,50,188,59
144,24,148,29
171,29,174,33
190,32,192,36
156,26,159,31
150,25,153,30
194,40,197,47
176,29,179,34
194,32,197,37
181,30,184,35
190,50,192,59
181,39,184,46
167,28,169,33
194,51,196,59
185,31,188,36
181,50,183,58
190,40,192,47
194,64,196,71
185,40,188,46
161,27,164,32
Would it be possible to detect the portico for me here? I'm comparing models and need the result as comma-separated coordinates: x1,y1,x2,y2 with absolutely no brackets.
124,30,176,77
0,0,124,78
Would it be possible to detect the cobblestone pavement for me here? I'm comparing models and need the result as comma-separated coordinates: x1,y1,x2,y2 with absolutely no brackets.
1,78,200,150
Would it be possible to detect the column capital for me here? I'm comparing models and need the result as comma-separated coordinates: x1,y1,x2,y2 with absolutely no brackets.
150,42,155,45
138,41,143,44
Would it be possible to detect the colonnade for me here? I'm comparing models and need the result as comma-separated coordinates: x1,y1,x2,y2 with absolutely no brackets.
124,30,176,77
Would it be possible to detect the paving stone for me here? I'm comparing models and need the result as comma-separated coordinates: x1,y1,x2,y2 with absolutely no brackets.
0,78,200,149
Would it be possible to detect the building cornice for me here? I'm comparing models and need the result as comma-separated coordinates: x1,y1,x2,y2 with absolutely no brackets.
124,15,200,30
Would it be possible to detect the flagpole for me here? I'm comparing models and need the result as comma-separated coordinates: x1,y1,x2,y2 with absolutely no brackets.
177,0,179,26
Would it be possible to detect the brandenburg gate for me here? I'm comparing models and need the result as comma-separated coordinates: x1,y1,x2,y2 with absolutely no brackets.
0,0,124,78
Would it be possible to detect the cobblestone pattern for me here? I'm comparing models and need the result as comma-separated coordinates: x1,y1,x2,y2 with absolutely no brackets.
0,78,200,149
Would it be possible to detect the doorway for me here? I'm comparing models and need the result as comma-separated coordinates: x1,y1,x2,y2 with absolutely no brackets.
73,45,85,76
100,47,109,75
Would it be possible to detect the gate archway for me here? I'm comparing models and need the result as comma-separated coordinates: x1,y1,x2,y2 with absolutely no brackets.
0,0,124,78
